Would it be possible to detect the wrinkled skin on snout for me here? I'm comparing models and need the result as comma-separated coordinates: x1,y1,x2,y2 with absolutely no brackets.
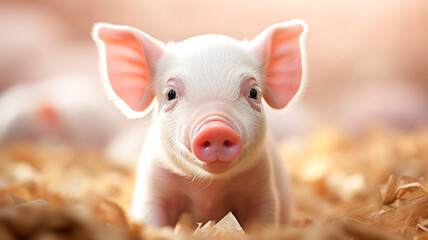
92,20,307,228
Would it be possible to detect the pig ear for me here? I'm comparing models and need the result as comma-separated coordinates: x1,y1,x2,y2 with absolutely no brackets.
92,23,164,118
251,20,307,109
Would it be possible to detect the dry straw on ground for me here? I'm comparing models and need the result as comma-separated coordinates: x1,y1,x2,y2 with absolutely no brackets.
0,126,427,239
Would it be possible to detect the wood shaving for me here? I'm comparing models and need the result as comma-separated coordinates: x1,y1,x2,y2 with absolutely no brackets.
418,218,428,232
379,175,428,205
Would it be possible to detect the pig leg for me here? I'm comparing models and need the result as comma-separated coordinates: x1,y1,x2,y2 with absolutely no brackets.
238,187,279,229
138,201,175,226
131,144,181,227
131,179,176,226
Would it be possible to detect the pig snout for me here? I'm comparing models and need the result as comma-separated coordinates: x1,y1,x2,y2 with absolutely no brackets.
191,118,242,163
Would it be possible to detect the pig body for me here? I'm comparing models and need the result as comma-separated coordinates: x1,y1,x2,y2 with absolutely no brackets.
0,74,127,148
132,121,289,227
92,21,306,228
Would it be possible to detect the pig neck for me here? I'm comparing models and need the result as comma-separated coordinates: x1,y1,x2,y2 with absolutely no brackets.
152,145,270,185
151,141,272,197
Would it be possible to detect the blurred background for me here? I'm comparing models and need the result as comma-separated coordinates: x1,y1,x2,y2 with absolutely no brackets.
1,0,427,157
0,2,428,238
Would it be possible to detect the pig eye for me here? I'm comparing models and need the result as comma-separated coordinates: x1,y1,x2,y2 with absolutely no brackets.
167,89,177,100
249,88,258,99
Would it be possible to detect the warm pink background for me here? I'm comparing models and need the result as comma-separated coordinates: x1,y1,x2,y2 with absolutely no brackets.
1,0,427,144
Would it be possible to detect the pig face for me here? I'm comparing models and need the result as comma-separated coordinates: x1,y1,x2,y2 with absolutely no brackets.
92,21,306,178
154,36,267,178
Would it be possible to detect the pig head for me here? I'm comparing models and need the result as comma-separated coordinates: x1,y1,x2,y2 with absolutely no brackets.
92,20,306,227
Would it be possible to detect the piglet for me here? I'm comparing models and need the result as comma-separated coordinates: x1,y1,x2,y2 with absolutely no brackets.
92,20,307,229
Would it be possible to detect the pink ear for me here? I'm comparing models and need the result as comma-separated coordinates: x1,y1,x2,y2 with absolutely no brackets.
251,21,306,109
92,23,164,112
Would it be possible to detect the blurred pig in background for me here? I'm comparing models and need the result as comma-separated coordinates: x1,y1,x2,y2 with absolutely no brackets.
0,0,427,163
0,75,125,147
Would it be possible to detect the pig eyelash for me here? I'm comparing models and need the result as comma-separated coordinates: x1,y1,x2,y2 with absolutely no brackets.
164,78,184,101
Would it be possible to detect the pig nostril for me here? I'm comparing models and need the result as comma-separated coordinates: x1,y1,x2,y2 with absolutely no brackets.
202,141,211,148
192,122,242,163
